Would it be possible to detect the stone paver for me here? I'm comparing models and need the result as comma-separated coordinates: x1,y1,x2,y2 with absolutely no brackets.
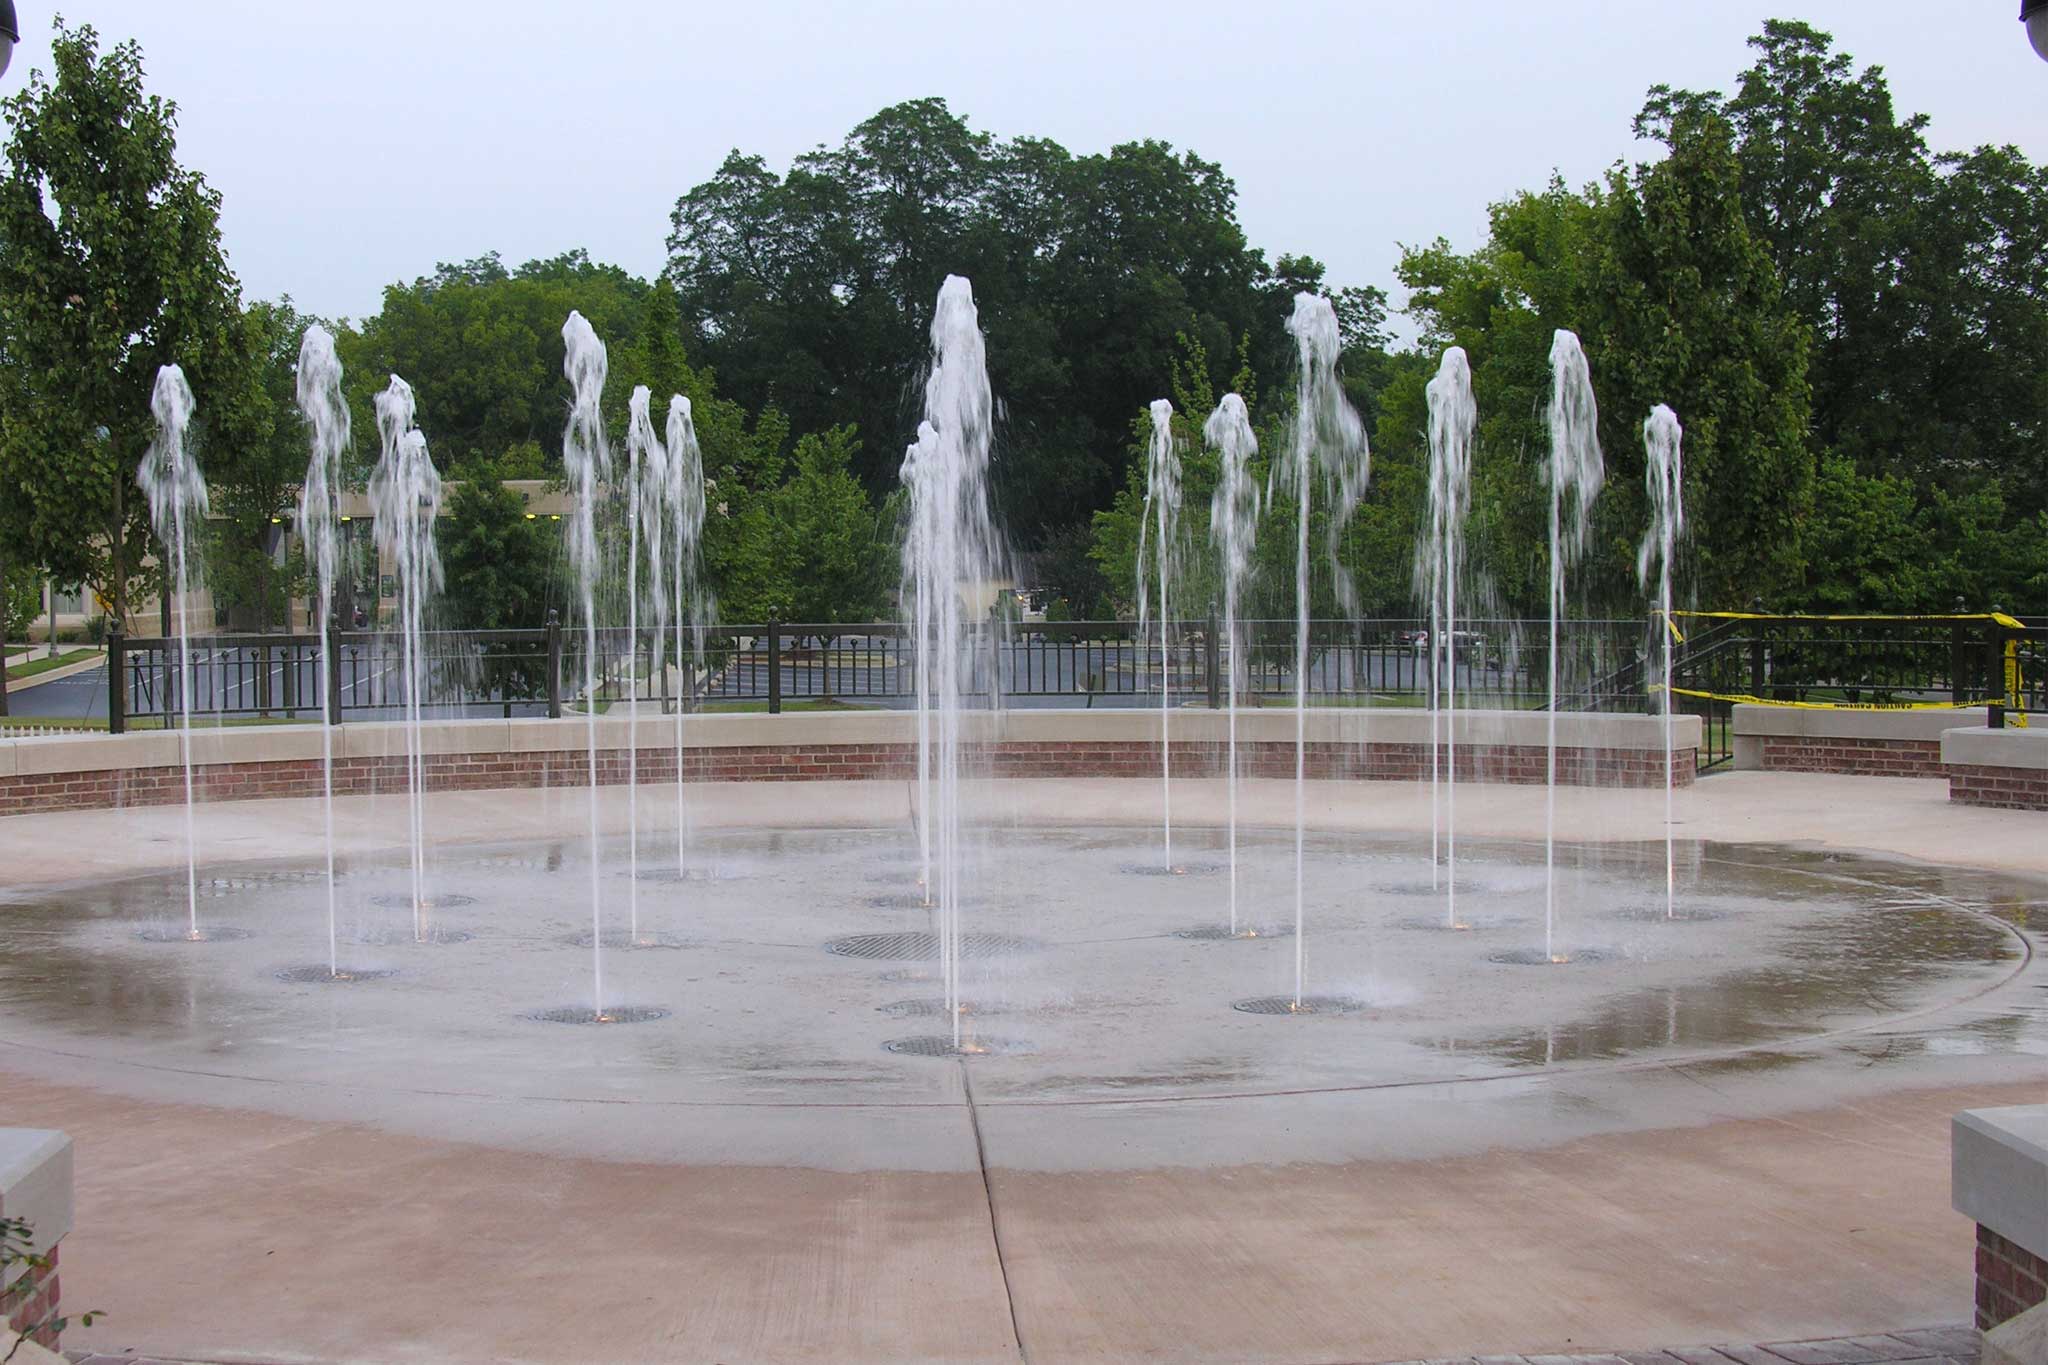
1376,1332,1982,1365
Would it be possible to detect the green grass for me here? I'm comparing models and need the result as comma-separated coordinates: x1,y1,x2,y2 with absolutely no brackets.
0,712,310,732
4,648,97,681
700,698,870,714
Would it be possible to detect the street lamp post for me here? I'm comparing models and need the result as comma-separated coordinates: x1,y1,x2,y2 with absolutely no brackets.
2026,0,2048,63
0,1,16,81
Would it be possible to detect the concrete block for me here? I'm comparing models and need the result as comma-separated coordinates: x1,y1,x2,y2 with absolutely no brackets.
1955,1106,2048,1259
0,1130,72,1283
1944,727,2048,772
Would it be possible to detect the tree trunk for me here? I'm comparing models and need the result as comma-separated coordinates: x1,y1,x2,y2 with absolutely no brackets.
111,475,127,634
0,536,11,718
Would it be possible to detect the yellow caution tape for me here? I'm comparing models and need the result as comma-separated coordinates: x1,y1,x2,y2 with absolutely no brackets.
1658,684,2028,727
1656,609,2029,646
1668,609,2027,629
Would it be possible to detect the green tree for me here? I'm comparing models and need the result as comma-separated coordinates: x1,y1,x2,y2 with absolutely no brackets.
666,100,1337,540
0,21,259,627
1392,117,1815,615
205,298,323,629
440,462,556,630
1638,20,2048,608
338,249,649,477
772,428,896,623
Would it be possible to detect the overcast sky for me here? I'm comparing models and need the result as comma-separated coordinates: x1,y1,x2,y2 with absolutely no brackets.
5,2,2045,338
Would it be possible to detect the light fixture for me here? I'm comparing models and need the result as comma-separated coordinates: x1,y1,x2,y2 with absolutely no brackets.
0,1,17,82
525,512,536,520
2026,0,2048,62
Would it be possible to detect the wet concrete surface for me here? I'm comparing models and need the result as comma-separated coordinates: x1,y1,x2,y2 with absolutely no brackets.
0,825,2039,1170
5,775,2047,1362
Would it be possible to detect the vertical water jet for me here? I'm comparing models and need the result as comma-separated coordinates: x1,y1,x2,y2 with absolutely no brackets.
562,313,611,1012
1640,405,1685,921
1423,348,1476,930
665,396,710,877
900,276,1002,1050
1206,394,1260,935
1138,400,1182,871
1544,331,1604,961
138,365,207,940
1277,295,1369,1006
625,386,668,941
368,375,443,943
295,327,350,974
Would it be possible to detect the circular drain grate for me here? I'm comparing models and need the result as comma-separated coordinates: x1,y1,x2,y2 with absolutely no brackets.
1609,904,1725,924
354,926,475,946
632,866,746,884
878,998,1006,1019
1232,995,1371,1016
824,931,1042,961
369,893,477,911
865,892,995,911
1375,880,1446,897
1174,925,1294,941
1489,947,1618,966
884,1034,1033,1057
558,930,691,950
530,1006,670,1025
136,925,254,943
275,965,397,984
1395,915,1522,933
1120,862,1226,877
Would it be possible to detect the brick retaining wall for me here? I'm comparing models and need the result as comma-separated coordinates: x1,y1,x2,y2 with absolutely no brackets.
0,1242,59,1351
1758,736,1946,778
1978,1223,2048,1329
0,737,1695,817
1949,763,2048,812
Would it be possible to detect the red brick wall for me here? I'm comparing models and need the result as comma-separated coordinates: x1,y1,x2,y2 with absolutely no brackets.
1,1241,59,1350
0,737,1696,817
1950,763,2048,812
1978,1224,2048,1329
1759,736,1945,778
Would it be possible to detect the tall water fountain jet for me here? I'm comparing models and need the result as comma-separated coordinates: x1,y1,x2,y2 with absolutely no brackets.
1137,400,1182,871
368,376,444,942
1206,394,1260,935
138,365,208,940
665,396,710,877
1422,348,1476,930
900,276,1001,1050
562,313,613,1013
1543,331,1605,961
296,327,351,973
624,387,668,942
1277,295,1369,1007
1640,405,1685,921
902,422,940,907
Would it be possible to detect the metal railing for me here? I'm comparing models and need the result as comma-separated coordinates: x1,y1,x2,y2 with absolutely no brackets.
105,615,1654,729
106,611,2038,773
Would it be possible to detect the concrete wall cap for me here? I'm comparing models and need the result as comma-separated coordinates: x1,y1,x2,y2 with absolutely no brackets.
1943,727,2048,771
1734,703,1989,742
1954,1106,2048,1259
0,1129,72,1275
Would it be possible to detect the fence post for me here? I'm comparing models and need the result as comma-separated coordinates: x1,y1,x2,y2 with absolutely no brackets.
545,609,563,719
1205,602,1221,709
326,626,343,724
1748,619,1766,699
1986,606,2007,707
107,626,126,734
767,621,782,715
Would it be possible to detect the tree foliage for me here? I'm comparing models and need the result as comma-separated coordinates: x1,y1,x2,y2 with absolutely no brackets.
0,21,259,625
666,99,1316,540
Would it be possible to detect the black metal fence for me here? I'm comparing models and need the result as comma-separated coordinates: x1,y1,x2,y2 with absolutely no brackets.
105,612,2042,775
106,616,1657,730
